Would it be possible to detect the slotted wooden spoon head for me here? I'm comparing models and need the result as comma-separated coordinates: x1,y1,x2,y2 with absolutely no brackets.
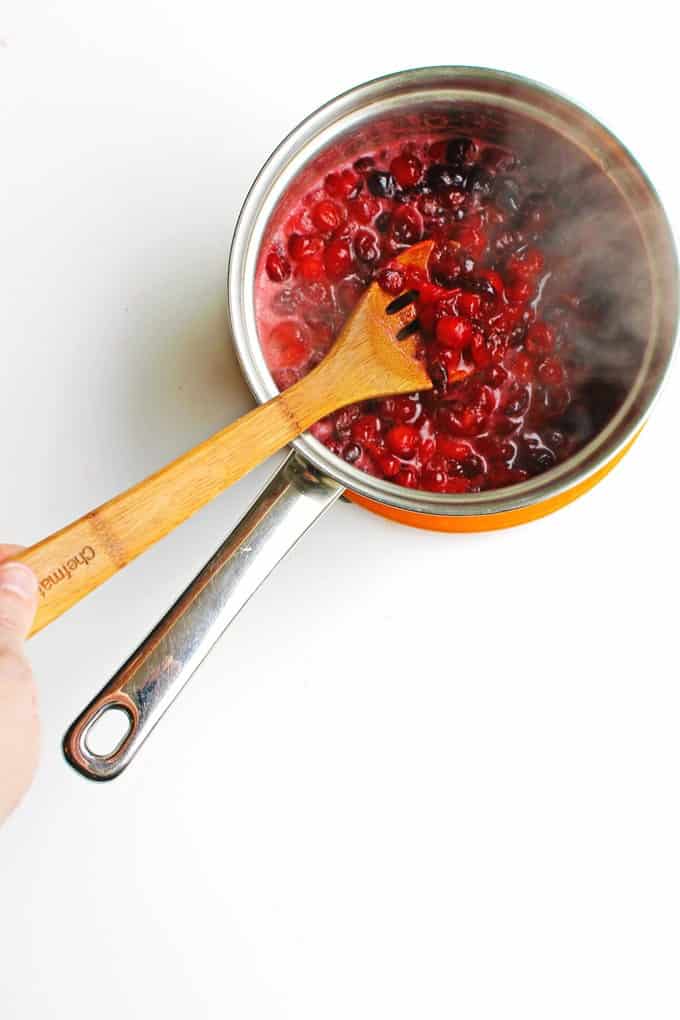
310,239,435,409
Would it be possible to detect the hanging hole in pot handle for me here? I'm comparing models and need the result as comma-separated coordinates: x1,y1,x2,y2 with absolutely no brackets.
63,452,344,780
66,697,137,780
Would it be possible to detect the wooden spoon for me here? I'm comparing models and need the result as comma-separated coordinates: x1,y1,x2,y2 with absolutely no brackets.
18,240,434,636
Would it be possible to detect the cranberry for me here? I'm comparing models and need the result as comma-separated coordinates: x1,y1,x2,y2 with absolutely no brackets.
347,196,379,225
375,211,392,234
391,206,423,245
265,250,291,282
310,417,334,442
453,226,486,260
485,364,508,388
325,169,359,200
297,254,325,281
288,233,323,260
377,265,405,295
334,404,362,436
393,396,419,422
436,316,473,349
343,443,362,464
378,452,401,478
538,357,566,386
385,424,419,458
336,276,364,311
367,170,396,198
351,414,381,443
461,454,484,478
390,153,423,188
503,382,530,417
324,238,353,280
354,229,381,263
395,467,419,488
505,274,534,304
458,291,482,318
422,456,449,491
445,382,495,435
508,247,544,279
426,164,468,194
430,242,466,287
311,200,344,234
436,435,471,460
431,347,465,385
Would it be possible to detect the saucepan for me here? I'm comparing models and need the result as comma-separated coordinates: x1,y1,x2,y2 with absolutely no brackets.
62,66,678,779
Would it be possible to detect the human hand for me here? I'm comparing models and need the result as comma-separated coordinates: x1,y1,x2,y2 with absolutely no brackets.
0,546,39,824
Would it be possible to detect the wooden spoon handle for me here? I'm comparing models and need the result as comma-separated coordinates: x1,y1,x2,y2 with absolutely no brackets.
18,388,319,637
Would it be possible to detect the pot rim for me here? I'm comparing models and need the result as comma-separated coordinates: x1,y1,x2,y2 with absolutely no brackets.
227,65,679,517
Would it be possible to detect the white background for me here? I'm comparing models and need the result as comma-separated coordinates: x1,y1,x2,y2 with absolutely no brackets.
1,3,679,1018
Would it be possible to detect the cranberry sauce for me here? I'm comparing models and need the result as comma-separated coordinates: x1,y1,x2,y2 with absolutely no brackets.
256,135,630,494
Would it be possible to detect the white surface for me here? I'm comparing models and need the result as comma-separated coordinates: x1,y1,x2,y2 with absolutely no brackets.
1,4,679,1018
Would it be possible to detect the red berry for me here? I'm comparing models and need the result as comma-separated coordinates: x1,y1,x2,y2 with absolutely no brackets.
458,291,482,319
507,247,544,279
453,226,487,260
297,254,325,281
418,435,437,464
324,238,353,280
395,466,419,488
385,424,419,458
378,452,401,478
336,276,364,311
422,455,449,492
505,274,535,304
377,265,405,295
311,200,344,234
393,396,419,422
512,352,534,381
390,153,423,188
436,316,473,349
538,356,566,385
405,266,428,289
324,169,359,199
390,206,423,245
288,233,323,261
265,250,291,282
347,196,379,225
436,435,471,460
351,414,381,444
470,330,491,368
310,418,334,442
477,268,504,297
354,229,380,263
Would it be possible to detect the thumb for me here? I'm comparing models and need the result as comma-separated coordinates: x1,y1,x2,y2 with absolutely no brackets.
0,562,39,647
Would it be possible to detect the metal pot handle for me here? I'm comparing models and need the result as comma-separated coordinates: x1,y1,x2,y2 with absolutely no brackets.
63,452,344,780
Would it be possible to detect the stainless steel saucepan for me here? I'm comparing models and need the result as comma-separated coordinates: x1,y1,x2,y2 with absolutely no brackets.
62,67,678,779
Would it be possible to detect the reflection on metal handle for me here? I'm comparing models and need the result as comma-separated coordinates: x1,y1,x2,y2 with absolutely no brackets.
63,453,344,780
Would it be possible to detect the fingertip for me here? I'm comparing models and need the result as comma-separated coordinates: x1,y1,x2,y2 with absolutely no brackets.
0,563,39,643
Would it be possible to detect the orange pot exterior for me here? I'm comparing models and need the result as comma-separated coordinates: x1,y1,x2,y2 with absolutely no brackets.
347,433,640,532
